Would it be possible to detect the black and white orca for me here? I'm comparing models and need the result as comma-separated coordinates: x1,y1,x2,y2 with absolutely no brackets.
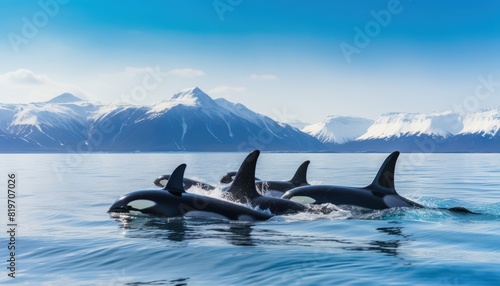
109,164,273,221
282,151,476,214
222,150,308,215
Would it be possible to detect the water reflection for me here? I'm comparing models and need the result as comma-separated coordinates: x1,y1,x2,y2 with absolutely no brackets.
212,224,255,246
118,217,191,242
112,215,413,259
114,216,257,246
125,278,189,286
342,222,411,257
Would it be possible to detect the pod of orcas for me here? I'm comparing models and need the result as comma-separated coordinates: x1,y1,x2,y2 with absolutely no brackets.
219,159,310,196
154,158,310,196
108,150,477,221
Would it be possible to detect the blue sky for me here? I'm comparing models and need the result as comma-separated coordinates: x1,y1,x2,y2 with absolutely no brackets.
1,0,500,123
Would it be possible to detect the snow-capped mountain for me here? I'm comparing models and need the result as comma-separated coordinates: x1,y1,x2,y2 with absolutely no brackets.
340,110,500,152
303,115,373,144
0,96,97,151
459,108,500,137
354,110,500,141
0,87,323,152
301,110,500,152
90,87,323,151
356,112,463,140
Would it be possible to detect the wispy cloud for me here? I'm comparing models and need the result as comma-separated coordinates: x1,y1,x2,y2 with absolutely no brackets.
0,69,47,86
168,68,206,78
209,85,246,94
0,69,87,101
249,74,278,81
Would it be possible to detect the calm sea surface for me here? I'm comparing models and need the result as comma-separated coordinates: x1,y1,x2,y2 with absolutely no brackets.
1,153,499,285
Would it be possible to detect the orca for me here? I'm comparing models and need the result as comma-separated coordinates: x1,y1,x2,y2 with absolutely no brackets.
222,150,308,215
220,161,310,196
281,151,476,214
220,172,260,184
109,164,273,222
153,174,216,191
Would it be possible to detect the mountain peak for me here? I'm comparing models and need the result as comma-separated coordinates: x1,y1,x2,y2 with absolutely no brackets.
171,87,213,104
149,87,218,114
46,93,83,104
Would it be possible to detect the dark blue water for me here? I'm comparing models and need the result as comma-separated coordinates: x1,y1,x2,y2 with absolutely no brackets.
1,153,499,285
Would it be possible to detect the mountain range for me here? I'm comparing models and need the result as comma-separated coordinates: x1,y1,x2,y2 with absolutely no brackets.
1,87,499,152
302,110,500,152
0,88,322,152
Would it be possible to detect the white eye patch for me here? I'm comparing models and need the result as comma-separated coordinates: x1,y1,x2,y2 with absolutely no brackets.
289,196,317,204
127,199,156,210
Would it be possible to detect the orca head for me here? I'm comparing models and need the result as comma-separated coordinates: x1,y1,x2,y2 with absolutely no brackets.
220,171,261,184
109,164,188,215
220,171,238,184
153,174,171,188
108,190,164,215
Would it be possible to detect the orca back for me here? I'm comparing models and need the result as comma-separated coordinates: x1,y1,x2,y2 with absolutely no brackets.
165,164,187,195
289,160,310,186
367,151,399,194
225,150,261,201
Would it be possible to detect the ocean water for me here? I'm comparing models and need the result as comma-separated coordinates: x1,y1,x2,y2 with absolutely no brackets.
1,152,499,285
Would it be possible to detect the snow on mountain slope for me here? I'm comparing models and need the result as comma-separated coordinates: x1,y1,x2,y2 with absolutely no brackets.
214,97,319,145
303,116,373,143
0,105,15,128
459,108,500,137
215,97,285,130
357,112,463,140
0,94,98,149
215,98,260,124
149,87,222,116
11,103,90,128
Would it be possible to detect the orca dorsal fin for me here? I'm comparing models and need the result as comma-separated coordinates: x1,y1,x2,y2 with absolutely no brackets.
289,160,310,186
164,164,187,194
369,151,400,192
226,150,261,200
